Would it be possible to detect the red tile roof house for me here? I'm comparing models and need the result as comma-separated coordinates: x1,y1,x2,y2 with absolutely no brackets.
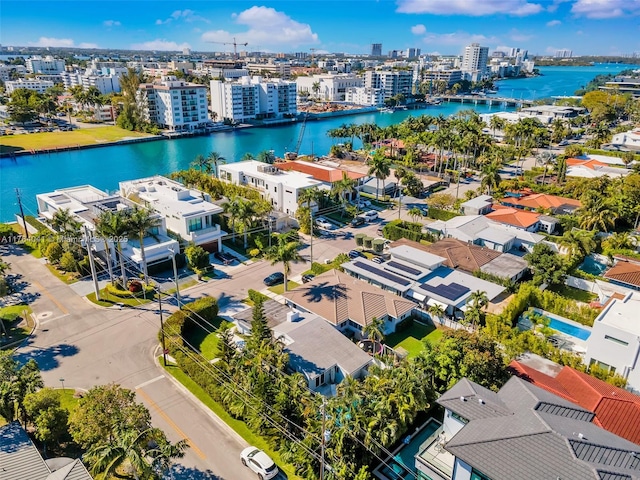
604,258,640,290
485,207,542,232
275,160,367,201
510,356,640,445
500,191,581,215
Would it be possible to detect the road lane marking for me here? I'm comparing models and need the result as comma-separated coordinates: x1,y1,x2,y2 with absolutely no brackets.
32,281,69,314
39,314,70,325
135,387,206,460
135,375,165,389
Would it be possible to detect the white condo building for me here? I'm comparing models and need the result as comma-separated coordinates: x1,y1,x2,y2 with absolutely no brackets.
345,86,385,106
364,70,413,100
138,76,210,131
25,56,66,74
461,43,489,81
296,74,363,102
61,71,122,95
119,176,225,252
218,160,324,216
5,78,54,94
0,64,27,82
210,76,297,123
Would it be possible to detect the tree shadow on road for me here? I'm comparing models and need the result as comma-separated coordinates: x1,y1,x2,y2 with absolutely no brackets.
167,464,226,480
13,341,79,371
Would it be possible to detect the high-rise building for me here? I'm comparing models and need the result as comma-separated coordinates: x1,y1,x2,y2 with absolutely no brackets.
461,43,489,81
25,55,66,74
555,49,573,58
138,76,210,131
370,43,382,57
405,48,421,59
364,70,413,99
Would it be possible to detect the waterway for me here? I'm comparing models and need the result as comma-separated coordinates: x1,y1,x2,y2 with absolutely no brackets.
0,63,636,222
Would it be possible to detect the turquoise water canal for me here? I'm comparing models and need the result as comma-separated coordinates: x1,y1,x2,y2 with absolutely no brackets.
0,63,635,222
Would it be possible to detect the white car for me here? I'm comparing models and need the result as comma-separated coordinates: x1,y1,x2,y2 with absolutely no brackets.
240,447,279,479
315,217,333,230
363,210,379,222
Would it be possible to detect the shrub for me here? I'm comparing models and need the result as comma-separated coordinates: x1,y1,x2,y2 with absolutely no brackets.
59,252,77,272
183,296,219,328
363,236,373,249
128,281,142,293
185,244,209,270
355,233,367,247
248,289,269,305
382,219,426,243
372,239,385,254
45,242,64,264
427,207,460,221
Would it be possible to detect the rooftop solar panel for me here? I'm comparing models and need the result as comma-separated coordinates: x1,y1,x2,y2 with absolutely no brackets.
386,260,422,277
419,282,470,301
352,261,411,287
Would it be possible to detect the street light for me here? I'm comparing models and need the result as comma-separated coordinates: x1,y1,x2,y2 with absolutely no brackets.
59,378,65,390
168,246,180,306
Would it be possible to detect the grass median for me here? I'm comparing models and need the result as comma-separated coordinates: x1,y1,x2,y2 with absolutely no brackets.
0,126,152,153
160,360,302,480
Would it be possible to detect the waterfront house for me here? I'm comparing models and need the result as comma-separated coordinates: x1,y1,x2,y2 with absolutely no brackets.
510,353,640,445
585,291,640,394
414,376,640,480
274,160,366,198
281,269,416,337
218,160,325,216
119,176,225,252
36,185,179,273
0,421,94,480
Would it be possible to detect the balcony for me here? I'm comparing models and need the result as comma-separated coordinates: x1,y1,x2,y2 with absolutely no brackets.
188,225,224,245
415,426,455,480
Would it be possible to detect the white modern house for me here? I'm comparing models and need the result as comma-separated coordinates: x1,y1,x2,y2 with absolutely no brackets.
210,76,297,123
612,128,640,151
138,76,210,131
585,291,640,394
119,176,225,252
218,160,324,216
36,185,179,273
460,195,493,216
296,73,363,102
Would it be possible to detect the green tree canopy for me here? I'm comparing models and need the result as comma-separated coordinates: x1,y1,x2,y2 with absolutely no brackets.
525,243,567,287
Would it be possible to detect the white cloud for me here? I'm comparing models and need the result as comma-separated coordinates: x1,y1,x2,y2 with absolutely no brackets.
103,20,121,27
201,6,318,49
419,31,500,47
130,39,191,51
411,24,427,35
546,19,562,26
571,0,640,19
28,37,99,48
156,19,170,25
397,0,543,16
156,9,210,25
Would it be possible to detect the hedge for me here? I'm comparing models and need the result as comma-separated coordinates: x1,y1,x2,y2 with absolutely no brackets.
248,289,269,305
382,219,428,243
427,208,460,221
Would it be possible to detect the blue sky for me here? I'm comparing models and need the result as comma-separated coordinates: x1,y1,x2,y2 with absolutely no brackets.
1,1,639,56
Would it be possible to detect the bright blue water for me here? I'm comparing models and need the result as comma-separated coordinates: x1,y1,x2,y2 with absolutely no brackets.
1,63,636,222
579,256,608,276
548,317,591,341
379,419,441,480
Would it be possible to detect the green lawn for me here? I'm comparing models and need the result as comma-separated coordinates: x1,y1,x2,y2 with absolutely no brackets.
160,361,302,480
0,304,34,346
268,281,300,295
0,126,151,153
183,319,226,360
549,284,597,303
58,388,80,413
386,321,444,357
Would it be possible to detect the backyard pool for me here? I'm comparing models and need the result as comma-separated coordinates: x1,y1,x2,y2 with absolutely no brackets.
377,418,442,479
548,317,592,341
579,256,608,276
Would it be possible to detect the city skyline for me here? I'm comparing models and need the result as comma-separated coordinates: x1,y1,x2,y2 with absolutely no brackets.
1,1,639,56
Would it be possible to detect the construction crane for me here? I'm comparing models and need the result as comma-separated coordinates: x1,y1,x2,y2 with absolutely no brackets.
285,112,309,160
208,37,248,59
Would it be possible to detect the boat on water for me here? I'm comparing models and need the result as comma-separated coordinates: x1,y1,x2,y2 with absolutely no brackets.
379,107,395,113
486,89,498,94
396,105,408,111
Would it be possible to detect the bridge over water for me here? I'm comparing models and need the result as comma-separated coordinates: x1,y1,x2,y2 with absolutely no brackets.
440,95,535,108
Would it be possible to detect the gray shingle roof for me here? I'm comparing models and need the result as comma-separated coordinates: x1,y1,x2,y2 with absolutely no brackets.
440,377,640,480
0,421,51,480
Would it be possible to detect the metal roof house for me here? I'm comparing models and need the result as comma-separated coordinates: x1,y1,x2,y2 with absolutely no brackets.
413,377,640,480
0,422,93,480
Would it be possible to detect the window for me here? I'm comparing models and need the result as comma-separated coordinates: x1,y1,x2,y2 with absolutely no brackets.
188,217,202,232
470,470,491,480
605,335,629,346
450,411,469,424
590,358,616,374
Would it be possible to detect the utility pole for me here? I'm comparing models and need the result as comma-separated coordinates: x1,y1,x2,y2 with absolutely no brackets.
320,397,326,480
169,247,180,306
84,226,100,300
309,208,313,265
398,187,402,220
158,287,167,366
15,189,29,239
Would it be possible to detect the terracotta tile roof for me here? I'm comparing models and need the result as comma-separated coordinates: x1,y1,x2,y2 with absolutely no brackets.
281,269,416,328
566,158,609,170
275,161,365,183
501,193,581,210
604,261,640,288
511,360,640,445
420,238,501,272
485,207,540,228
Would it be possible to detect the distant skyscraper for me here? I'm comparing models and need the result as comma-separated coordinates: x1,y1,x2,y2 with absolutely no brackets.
406,48,421,59
371,43,382,57
461,43,489,81
183,47,191,55
555,49,573,58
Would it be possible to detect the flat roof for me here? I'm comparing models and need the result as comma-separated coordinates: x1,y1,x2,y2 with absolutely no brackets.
462,195,493,209
221,160,322,189
481,253,528,279
596,291,640,335
342,259,414,293
417,266,505,304
388,245,446,270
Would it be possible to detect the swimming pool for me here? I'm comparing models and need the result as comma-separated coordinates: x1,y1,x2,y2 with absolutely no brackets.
377,418,441,479
548,317,592,341
579,256,608,276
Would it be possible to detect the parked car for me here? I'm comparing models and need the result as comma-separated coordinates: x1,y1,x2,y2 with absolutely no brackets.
302,273,316,284
263,272,285,286
558,140,570,146
315,217,333,230
371,256,385,264
351,216,366,227
363,210,379,222
214,251,236,265
240,446,279,480
348,249,366,259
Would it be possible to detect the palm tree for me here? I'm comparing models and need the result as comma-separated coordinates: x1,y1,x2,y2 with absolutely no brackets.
331,172,357,216
94,210,130,287
408,207,422,223
578,198,618,232
50,208,81,235
241,152,255,161
126,207,160,285
297,186,322,233
190,154,211,173
363,316,385,353
490,115,505,138
367,151,391,200
207,151,226,178
468,290,489,310
85,427,154,480
264,234,303,292
312,81,321,100
480,161,502,194
236,198,257,249
94,211,118,285
427,303,445,324
558,229,596,258
147,430,189,477
222,196,243,242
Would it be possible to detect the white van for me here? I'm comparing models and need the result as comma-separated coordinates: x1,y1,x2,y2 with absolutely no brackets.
363,210,379,222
